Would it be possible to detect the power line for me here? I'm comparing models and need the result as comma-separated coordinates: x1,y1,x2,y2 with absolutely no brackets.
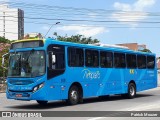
1,15,160,24
2,1,160,17
0,31,18,34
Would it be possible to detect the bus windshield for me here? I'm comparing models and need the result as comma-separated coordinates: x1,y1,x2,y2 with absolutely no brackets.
8,50,45,78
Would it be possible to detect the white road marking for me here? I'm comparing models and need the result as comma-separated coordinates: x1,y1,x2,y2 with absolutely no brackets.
125,103,160,111
88,117,106,120
88,102,160,120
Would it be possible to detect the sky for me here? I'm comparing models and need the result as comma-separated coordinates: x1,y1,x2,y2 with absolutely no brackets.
0,0,160,57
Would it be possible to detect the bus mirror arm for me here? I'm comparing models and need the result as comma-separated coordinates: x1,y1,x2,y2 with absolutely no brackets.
2,53,9,70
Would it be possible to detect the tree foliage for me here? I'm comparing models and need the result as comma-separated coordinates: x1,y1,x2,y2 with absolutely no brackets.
0,37,11,43
0,37,10,77
53,32,100,44
139,48,152,53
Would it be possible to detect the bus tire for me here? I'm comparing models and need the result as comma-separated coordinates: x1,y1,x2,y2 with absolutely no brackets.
127,83,136,99
37,100,48,105
67,85,79,105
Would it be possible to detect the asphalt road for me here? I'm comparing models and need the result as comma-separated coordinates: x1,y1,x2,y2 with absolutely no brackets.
0,87,160,120
0,87,160,111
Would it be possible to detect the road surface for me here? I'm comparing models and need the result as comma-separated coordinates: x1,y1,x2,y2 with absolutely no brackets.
0,87,160,120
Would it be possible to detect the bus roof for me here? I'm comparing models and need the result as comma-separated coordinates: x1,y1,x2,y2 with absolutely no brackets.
10,38,155,56
45,38,156,56
12,38,44,43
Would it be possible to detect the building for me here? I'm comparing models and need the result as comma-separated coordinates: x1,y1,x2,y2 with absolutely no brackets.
0,4,24,40
116,43,146,51
24,33,43,39
157,58,160,70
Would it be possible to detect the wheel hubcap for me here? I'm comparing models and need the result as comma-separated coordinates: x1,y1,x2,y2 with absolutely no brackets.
71,90,78,101
130,86,135,96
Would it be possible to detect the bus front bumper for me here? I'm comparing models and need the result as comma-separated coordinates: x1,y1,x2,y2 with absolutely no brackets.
6,87,47,101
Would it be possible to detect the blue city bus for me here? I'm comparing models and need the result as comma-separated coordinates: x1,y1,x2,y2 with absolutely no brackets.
5,38,157,105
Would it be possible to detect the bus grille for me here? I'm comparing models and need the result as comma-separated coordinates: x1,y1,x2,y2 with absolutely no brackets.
8,80,34,85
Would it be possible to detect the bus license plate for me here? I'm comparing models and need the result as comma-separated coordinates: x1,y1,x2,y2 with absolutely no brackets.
16,94,22,97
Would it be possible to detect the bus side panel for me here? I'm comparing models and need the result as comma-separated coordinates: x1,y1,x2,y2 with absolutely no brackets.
96,68,114,96
136,69,146,91
63,67,101,98
45,81,61,100
145,69,157,89
136,69,157,92
107,69,126,94
125,69,137,93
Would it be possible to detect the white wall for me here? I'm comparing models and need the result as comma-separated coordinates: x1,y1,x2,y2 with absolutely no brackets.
0,5,23,40
158,72,160,86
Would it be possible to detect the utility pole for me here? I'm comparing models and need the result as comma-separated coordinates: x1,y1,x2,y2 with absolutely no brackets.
3,11,5,38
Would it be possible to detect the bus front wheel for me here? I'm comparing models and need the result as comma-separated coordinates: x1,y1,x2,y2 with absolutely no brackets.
67,85,80,105
37,100,48,105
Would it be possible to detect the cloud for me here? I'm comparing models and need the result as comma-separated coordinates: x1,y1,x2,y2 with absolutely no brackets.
41,26,50,30
0,0,9,2
112,0,156,26
56,25,108,37
134,0,156,11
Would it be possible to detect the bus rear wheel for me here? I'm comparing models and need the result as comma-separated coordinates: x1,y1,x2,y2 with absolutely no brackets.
121,83,136,99
127,83,136,99
37,100,48,105
67,85,80,105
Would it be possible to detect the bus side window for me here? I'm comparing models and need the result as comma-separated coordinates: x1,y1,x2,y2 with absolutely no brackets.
137,55,146,69
114,53,126,68
85,50,99,67
100,51,113,68
147,56,155,69
68,47,84,67
126,54,137,68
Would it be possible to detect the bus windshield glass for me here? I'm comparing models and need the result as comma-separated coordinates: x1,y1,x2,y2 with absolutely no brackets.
8,50,45,78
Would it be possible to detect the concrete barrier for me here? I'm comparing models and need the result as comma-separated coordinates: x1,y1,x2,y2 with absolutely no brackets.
0,84,6,93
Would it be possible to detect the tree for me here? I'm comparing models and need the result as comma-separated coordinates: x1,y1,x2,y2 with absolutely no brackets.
139,49,152,53
0,37,11,43
53,32,100,44
0,37,10,78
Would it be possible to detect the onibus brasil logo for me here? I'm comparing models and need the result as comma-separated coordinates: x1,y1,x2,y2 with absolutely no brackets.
82,69,100,80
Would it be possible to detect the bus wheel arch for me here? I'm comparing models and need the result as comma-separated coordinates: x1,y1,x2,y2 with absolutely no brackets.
67,82,83,105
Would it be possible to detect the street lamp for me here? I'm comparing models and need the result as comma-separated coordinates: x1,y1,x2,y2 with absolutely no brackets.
44,22,60,38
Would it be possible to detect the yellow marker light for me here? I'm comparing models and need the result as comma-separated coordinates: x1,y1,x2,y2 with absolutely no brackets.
130,69,134,74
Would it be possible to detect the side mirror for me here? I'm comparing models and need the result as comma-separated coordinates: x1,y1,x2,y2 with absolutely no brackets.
48,52,56,69
1,53,9,70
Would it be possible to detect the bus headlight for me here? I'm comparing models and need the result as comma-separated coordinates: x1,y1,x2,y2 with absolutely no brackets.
33,83,44,92
33,86,38,92
39,83,44,89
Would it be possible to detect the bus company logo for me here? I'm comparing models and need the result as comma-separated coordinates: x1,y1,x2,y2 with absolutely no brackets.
82,69,100,80
2,112,11,117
